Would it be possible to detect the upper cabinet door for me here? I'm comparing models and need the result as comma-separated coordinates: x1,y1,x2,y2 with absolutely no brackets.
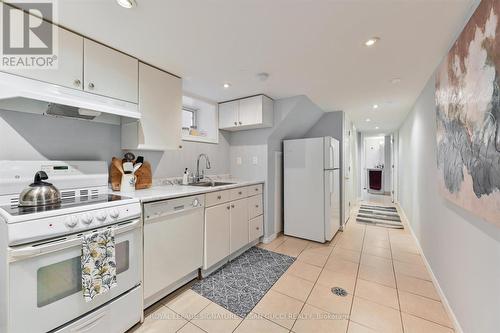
218,100,239,129
2,27,83,90
83,39,138,103
238,95,262,127
122,63,182,150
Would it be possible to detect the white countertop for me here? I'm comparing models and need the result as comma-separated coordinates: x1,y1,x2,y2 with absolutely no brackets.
111,179,264,203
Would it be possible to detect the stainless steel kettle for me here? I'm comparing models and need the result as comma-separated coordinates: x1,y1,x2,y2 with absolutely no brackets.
19,171,61,206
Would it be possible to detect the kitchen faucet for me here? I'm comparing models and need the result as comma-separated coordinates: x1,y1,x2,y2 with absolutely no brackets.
195,153,211,183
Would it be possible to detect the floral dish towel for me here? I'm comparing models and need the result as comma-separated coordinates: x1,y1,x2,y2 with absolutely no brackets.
81,228,117,302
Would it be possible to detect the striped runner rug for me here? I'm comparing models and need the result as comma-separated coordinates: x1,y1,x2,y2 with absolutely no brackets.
357,204,404,229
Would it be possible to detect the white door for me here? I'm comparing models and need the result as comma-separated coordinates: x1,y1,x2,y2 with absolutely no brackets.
218,100,239,129
238,95,262,127
83,39,138,103
204,203,230,269
230,198,249,253
3,27,83,90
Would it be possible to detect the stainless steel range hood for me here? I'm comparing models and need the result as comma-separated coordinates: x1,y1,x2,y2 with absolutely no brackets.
0,72,141,124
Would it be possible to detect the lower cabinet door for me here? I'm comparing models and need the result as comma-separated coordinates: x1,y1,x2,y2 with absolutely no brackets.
230,198,249,253
204,203,231,269
249,215,264,241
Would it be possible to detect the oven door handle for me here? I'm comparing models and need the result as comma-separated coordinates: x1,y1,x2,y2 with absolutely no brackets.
9,219,141,262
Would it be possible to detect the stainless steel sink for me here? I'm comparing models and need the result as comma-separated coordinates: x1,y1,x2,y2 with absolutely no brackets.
189,181,235,187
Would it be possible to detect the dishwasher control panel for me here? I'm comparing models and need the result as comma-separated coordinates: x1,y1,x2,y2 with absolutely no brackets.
144,195,205,221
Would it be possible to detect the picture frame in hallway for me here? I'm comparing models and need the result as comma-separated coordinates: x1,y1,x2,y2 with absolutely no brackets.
435,0,500,226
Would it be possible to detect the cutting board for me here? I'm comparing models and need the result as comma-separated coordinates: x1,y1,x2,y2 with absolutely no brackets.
110,157,123,191
135,161,152,190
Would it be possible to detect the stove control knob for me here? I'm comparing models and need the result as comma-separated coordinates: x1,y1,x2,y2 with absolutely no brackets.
192,198,200,207
65,216,79,228
96,211,107,222
81,214,94,225
109,209,120,219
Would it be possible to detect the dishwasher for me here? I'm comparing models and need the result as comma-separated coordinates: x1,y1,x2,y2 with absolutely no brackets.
143,194,205,308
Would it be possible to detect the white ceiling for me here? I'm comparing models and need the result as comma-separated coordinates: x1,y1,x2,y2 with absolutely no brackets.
55,0,476,132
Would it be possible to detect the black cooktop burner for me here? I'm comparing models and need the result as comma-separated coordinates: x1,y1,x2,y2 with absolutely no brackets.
1,194,130,216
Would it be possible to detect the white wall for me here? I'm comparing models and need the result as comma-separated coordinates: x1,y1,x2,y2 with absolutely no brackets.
0,109,122,161
398,73,500,333
229,95,325,239
0,109,231,178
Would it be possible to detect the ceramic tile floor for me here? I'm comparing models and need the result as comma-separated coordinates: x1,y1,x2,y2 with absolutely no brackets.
129,202,454,333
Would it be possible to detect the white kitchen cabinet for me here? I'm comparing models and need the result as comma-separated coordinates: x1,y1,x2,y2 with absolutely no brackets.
204,203,231,269
83,39,138,103
121,62,182,150
248,194,263,219
249,215,264,242
2,27,83,90
230,198,249,253
218,100,239,128
218,95,273,131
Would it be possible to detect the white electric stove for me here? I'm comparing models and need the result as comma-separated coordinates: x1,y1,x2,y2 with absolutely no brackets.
0,161,143,333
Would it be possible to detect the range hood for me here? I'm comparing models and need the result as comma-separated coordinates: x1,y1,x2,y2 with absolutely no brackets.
0,72,141,124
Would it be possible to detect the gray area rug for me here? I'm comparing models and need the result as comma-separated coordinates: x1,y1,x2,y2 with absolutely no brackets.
191,247,295,317
357,204,404,229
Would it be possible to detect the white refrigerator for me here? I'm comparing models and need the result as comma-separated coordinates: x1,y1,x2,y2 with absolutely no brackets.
284,137,341,243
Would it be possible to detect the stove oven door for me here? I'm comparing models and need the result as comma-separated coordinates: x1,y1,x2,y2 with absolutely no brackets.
7,219,142,333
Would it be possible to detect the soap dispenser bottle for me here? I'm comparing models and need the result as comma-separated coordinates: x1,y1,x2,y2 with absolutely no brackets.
182,168,189,185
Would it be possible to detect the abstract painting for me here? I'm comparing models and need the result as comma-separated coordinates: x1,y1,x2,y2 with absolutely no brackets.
435,0,499,226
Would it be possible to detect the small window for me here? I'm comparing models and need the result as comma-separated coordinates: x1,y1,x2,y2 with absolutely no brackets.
182,95,219,144
182,107,197,129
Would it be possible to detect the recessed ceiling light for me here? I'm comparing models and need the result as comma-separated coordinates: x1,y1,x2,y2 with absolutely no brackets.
116,0,137,8
364,37,380,47
375,126,379,129
391,78,402,84
373,104,379,109
223,83,231,89
366,118,371,122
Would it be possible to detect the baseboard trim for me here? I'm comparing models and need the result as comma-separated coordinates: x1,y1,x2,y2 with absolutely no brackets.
396,203,463,333
262,233,278,244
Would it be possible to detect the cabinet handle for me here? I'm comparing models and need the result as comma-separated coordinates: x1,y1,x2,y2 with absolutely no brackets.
217,195,222,200
88,82,95,89
74,79,81,87
255,205,259,208
226,205,230,210
231,204,235,208
239,121,242,125
255,188,259,191
256,227,260,230
238,191,242,195
234,122,237,125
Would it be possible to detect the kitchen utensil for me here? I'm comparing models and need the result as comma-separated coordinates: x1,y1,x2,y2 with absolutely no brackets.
19,171,61,206
133,162,142,174
123,152,135,174
110,157,123,191
135,161,152,190
124,152,135,162
112,158,125,175
135,156,144,165
120,174,137,193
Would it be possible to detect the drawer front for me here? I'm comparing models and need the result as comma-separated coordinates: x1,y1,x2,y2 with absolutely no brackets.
247,184,263,196
249,215,264,241
205,190,231,207
248,194,263,219
230,187,248,200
